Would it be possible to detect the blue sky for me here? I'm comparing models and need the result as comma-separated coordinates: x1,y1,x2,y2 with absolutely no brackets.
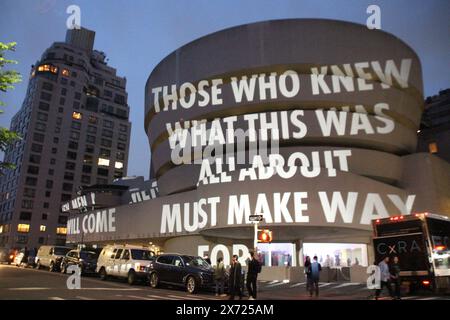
1,0,449,179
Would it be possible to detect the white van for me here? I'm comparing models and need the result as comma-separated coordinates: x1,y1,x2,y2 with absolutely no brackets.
96,245,155,285
35,245,71,271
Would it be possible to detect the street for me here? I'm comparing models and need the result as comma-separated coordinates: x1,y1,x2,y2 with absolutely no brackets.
1,264,449,300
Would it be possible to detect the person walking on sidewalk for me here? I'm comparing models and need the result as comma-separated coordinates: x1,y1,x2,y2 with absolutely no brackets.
229,255,243,300
304,256,312,293
246,251,261,300
214,257,226,297
309,256,322,297
375,256,393,300
390,256,401,300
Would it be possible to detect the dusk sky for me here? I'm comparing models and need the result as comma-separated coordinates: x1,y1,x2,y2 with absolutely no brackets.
1,0,449,179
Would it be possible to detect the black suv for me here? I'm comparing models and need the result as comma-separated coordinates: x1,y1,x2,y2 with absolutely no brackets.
60,249,99,274
147,254,214,293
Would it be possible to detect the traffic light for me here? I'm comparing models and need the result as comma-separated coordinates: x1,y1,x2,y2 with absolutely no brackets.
258,229,273,243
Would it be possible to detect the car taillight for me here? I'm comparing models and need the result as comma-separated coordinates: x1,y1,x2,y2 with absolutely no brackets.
422,280,430,286
139,265,146,271
9,255,14,260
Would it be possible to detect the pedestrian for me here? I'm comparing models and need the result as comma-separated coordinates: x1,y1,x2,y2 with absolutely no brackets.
304,256,312,293
203,254,212,265
375,257,393,300
246,251,261,300
228,255,242,300
214,257,226,297
390,256,401,300
309,256,322,297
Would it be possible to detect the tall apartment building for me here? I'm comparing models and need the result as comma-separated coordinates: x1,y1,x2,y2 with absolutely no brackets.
0,28,131,249
417,88,450,163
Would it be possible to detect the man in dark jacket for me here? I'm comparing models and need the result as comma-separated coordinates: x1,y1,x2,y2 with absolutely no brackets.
390,256,401,300
229,255,242,300
246,251,261,300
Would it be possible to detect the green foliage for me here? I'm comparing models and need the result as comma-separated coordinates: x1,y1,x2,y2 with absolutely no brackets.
0,41,22,175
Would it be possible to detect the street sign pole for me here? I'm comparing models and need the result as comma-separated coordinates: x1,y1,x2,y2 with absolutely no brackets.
249,215,264,251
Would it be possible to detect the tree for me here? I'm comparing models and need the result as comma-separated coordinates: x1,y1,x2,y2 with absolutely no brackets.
0,42,22,175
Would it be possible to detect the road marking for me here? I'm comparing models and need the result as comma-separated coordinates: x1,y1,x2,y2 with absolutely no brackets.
76,296,93,300
417,297,438,300
168,294,203,300
79,287,143,291
146,294,168,300
332,283,362,289
49,297,65,300
127,295,156,300
195,295,221,300
266,281,288,288
267,280,279,285
8,287,51,291
319,283,332,288
401,296,419,300
290,282,306,288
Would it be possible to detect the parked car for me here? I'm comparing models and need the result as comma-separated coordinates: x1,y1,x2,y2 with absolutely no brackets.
35,245,71,271
96,245,155,285
13,248,37,268
60,249,99,274
147,254,215,294
0,248,14,264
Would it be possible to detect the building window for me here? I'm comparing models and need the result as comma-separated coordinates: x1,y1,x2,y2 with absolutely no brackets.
102,129,113,138
81,175,91,184
23,188,36,198
67,151,77,160
45,191,51,197
82,165,92,173
101,139,112,148
61,88,67,96
17,224,30,233
74,92,81,100
68,141,78,150
62,183,73,192
37,112,48,121
117,143,126,150
71,122,81,130
51,147,57,154
72,112,82,120
116,152,124,160
33,133,45,143
84,154,93,164
43,202,49,209
88,116,98,124
429,142,438,154
31,143,43,153
115,161,123,169
40,225,46,232
56,227,67,235
38,237,44,244
118,134,127,141
87,125,97,134
119,124,127,132
29,154,41,164
53,137,59,144
64,172,74,181
70,131,80,140
40,91,52,102
38,101,50,111
25,177,37,186
97,178,108,185
41,213,48,220
19,212,32,220
27,165,39,175
46,180,53,189
85,145,94,153
57,116,63,124
103,120,114,128
97,168,109,176
35,122,46,132
42,82,53,91
98,158,110,167
50,158,56,165
61,78,68,85
58,216,68,224
100,148,110,157
65,162,76,170
86,135,96,144
37,64,57,73
59,97,65,105
62,69,70,77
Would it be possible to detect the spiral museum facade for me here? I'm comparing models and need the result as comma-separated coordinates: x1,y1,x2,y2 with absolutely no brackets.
66,19,450,279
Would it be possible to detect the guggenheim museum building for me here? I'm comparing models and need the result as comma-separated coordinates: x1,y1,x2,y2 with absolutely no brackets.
65,19,450,281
